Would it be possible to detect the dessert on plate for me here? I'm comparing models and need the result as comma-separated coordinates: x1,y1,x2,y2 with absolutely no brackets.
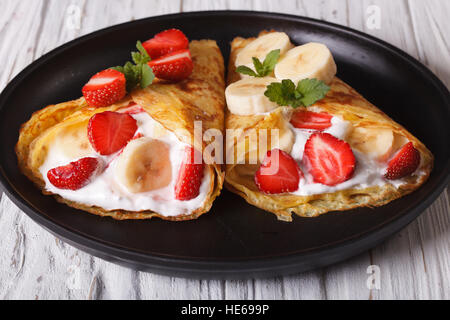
225,31,433,221
16,29,225,220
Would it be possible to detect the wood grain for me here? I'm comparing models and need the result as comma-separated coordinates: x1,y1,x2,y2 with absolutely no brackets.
0,0,448,300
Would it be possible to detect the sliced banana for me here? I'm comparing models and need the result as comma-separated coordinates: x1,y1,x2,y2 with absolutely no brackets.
225,77,280,115
348,127,394,161
115,137,172,193
57,123,94,159
274,42,337,84
235,32,293,73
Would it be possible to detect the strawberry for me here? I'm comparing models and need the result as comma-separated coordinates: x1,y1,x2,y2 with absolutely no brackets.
303,132,355,186
175,146,204,200
148,49,193,81
290,110,332,131
142,28,189,59
385,142,420,180
82,69,126,108
88,111,138,155
47,157,100,190
254,149,303,194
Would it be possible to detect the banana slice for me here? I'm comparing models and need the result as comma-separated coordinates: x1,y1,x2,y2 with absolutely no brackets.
225,77,280,115
235,32,293,73
348,127,394,162
57,123,94,159
115,137,172,193
274,42,337,84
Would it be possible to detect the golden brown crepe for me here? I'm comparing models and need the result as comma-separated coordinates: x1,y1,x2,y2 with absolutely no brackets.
16,40,225,221
225,33,434,222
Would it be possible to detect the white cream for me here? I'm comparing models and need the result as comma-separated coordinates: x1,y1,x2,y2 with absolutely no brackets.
39,111,211,217
287,109,413,195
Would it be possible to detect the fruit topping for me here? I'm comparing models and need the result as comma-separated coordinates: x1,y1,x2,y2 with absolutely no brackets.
303,132,355,186
142,29,189,60
174,146,204,200
47,157,101,190
87,111,138,155
82,69,126,108
290,110,332,131
148,49,193,81
385,142,420,180
255,148,302,194
115,137,172,193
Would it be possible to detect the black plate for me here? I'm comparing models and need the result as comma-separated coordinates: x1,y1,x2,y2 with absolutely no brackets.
0,11,449,279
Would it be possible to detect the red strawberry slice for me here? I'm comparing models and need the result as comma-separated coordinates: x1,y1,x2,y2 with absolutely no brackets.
47,157,100,190
254,149,303,194
142,28,189,59
303,132,355,186
88,111,138,155
385,142,420,180
82,69,126,108
148,49,193,81
290,110,332,131
175,146,204,200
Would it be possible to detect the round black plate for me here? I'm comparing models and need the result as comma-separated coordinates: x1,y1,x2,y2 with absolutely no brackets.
0,11,448,279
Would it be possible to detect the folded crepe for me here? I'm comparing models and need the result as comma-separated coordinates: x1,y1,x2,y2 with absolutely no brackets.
16,40,225,221
225,32,433,222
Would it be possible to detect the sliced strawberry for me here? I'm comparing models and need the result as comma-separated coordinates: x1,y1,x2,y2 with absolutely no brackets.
385,142,420,180
148,49,193,81
88,111,138,155
255,149,303,194
303,132,355,186
47,157,100,190
290,110,332,131
175,146,204,200
142,28,189,59
82,69,126,108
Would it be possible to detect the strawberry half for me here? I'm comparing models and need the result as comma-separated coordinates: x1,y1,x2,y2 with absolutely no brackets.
88,111,138,155
290,110,332,131
303,132,355,186
255,149,303,194
175,146,204,200
385,142,420,180
82,69,126,108
148,49,193,81
47,157,100,190
142,28,189,59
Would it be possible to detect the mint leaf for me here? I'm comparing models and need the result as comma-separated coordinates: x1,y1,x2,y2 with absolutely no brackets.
261,49,280,76
236,49,281,77
264,78,330,108
265,79,302,108
112,41,154,92
252,57,264,75
296,78,330,107
235,66,258,77
140,64,155,88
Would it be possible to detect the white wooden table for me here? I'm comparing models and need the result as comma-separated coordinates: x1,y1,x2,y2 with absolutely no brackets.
0,0,448,300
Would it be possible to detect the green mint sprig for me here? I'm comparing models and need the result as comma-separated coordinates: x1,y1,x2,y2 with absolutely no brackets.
111,41,155,92
236,49,281,77
264,78,330,108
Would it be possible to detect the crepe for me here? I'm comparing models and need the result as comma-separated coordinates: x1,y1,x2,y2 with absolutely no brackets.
225,33,434,222
16,40,225,221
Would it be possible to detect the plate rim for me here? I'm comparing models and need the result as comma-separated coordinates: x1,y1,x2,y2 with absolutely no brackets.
0,10,449,279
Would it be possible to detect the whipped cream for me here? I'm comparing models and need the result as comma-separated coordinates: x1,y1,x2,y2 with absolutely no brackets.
287,109,412,195
39,111,211,217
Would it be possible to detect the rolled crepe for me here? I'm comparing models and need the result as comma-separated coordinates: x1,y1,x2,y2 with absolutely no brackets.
225,33,433,222
16,40,225,221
